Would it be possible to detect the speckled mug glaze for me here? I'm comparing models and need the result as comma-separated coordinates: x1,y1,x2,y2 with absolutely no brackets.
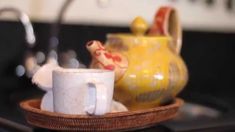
52,69,114,115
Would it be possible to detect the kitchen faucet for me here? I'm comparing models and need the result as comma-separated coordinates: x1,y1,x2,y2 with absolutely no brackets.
0,0,84,79
0,7,38,77
48,0,84,68
0,7,35,47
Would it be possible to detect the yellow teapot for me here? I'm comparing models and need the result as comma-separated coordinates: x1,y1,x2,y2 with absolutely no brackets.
86,6,188,110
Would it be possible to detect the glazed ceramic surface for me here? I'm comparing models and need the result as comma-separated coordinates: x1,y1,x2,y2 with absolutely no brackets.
52,69,115,115
87,6,188,110
105,33,187,110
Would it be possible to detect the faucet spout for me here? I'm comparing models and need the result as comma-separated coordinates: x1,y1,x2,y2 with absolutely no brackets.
0,7,37,77
0,7,36,47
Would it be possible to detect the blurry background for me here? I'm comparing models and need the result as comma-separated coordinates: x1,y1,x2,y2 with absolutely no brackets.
1,0,235,31
0,0,235,131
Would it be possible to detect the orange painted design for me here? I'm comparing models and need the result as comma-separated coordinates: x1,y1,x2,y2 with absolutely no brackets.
148,6,172,36
104,52,122,62
103,65,115,70
94,43,105,56
87,40,128,82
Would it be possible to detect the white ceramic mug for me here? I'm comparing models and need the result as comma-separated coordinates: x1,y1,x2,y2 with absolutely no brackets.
52,68,114,115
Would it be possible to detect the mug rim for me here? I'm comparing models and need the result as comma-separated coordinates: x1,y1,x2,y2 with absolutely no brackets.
53,68,114,73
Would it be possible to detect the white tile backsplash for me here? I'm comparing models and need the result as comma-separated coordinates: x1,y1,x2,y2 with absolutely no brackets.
0,0,235,32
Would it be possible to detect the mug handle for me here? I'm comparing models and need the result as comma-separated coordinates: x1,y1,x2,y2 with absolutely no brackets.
85,81,108,115
148,6,182,54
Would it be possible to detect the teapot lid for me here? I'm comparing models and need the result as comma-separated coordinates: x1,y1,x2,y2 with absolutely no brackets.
106,16,170,42
109,16,163,38
130,16,149,36
107,6,182,54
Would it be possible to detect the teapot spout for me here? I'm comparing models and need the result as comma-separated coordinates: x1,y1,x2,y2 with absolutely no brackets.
86,40,128,82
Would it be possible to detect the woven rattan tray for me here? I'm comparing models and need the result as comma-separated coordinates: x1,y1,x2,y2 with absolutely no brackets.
20,98,183,131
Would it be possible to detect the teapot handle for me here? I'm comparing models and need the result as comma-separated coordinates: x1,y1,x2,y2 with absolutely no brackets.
148,6,182,54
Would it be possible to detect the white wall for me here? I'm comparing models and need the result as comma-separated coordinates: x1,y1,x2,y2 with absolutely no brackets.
0,0,235,32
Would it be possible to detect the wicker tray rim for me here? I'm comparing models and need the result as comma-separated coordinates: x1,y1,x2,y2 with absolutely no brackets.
20,98,183,119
